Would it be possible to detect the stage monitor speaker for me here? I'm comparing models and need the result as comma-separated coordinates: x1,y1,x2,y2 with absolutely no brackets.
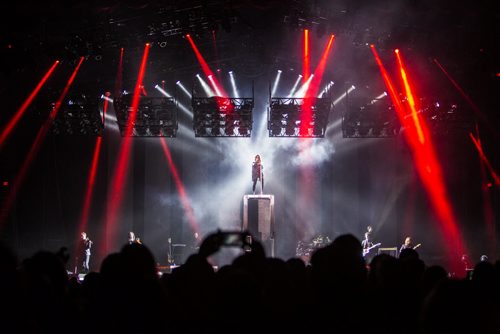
378,247,398,258
242,194,275,257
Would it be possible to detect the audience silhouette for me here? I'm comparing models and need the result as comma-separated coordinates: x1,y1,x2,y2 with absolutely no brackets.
0,233,499,334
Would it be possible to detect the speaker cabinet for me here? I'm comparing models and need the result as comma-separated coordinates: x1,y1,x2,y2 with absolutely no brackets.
242,194,275,257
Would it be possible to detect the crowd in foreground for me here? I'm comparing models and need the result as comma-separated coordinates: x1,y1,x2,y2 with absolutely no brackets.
1,231,499,334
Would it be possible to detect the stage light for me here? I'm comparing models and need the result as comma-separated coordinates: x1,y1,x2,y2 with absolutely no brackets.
318,81,334,98
271,70,282,97
294,74,314,98
208,74,223,96
49,95,104,136
186,34,228,97
192,95,254,137
176,80,192,98
229,71,239,98
288,75,303,97
0,60,59,149
101,94,113,103
268,96,330,137
155,85,172,97
196,74,215,97
332,85,355,106
115,93,178,137
155,85,192,118
370,92,388,104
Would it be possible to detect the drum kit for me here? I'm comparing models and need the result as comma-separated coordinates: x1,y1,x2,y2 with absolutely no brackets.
295,234,332,262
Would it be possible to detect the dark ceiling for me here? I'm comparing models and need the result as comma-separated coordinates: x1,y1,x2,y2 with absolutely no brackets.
1,0,499,127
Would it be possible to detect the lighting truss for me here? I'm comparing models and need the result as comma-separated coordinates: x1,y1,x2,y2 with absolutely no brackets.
342,99,400,138
342,98,473,138
147,3,238,38
49,97,103,136
192,96,253,137
268,97,331,137
114,94,178,137
416,101,474,136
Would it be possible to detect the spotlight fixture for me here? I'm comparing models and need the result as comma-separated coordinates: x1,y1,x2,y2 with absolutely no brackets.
342,98,399,138
114,93,178,137
49,94,103,136
268,97,331,137
192,82,254,138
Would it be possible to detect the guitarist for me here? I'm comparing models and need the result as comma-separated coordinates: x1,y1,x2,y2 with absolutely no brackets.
399,236,420,253
361,226,375,258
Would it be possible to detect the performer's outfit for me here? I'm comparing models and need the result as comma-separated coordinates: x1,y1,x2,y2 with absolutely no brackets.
399,243,413,254
81,238,92,273
252,162,264,194
361,231,374,259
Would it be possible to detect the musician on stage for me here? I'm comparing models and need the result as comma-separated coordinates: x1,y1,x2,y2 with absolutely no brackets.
399,236,420,253
128,231,142,245
361,225,373,252
80,232,93,273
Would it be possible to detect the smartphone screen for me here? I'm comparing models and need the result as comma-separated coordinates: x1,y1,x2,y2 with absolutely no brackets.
222,233,243,247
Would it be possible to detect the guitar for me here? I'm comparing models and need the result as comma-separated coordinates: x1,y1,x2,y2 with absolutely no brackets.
363,243,381,256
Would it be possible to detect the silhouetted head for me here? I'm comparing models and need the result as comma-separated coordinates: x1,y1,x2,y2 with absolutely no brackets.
121,242,158,281
399,247,419,261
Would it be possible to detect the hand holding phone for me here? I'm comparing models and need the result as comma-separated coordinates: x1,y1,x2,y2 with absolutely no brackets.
199,230,253,257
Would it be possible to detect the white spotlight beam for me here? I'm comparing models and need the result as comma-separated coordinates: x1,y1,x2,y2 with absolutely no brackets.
155,84,192,118
176,81,192,99
207,75,223,97
370,92,388,104
196,74,215,97
318,81,334,98
294,74,314,98
271,70,282,97
332,85,356,106
100,94,114,103
154,85,171,97
288,75,303,97
229,71,239,98
174,123,218,153
104,112,120,132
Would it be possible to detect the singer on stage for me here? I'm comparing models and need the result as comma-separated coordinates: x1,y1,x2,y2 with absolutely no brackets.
252,154,264,194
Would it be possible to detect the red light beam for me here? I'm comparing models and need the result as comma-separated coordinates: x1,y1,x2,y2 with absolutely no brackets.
300,34,335,135
186,34,228,97
160,138,199,235
0,58,85,228
396,50,466,268
105,44,150,252
371,45,466,271
469,133,500,186
0,60,59,149
303,29,310,82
